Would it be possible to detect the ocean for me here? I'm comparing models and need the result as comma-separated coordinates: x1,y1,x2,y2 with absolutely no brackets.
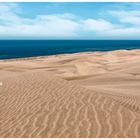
0,40,140,59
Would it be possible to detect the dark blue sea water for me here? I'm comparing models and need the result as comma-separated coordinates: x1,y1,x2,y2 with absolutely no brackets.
0,40,140,59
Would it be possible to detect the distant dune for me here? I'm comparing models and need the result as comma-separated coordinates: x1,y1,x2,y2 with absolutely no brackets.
0,49,140,138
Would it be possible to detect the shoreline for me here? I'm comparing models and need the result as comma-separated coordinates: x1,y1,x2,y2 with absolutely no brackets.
1,48,140,62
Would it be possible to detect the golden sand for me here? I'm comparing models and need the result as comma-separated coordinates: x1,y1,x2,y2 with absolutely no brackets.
0,49,140,137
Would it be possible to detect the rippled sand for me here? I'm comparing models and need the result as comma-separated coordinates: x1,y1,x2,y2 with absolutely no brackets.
0,49,140,137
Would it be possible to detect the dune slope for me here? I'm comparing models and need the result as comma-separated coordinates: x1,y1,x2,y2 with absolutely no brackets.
1,49,140,137
0,70,140,138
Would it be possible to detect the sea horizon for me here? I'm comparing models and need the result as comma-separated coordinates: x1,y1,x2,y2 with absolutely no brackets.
1,40,140,59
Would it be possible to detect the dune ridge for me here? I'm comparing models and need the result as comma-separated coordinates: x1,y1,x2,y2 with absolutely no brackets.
0,49,140,137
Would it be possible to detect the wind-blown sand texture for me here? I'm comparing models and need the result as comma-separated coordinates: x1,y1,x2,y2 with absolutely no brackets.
0,49,140,138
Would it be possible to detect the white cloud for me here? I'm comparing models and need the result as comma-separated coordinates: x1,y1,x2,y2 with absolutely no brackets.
0,3,80,38
0,16,80,38
82,19,117,32
99,28,140,39
1,3,140,39
0,3,18,13
109,10,140,26
99,10,140,39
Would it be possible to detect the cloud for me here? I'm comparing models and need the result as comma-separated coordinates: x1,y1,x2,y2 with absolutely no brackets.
0,3,80,38
100,10,140,39
0,3,19,13
109,10,140,26
82,19,117,32
0,3,114,39
1,3,140,39
99,28,140,39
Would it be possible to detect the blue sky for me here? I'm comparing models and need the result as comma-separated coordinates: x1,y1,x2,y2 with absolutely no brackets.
1,2,140,39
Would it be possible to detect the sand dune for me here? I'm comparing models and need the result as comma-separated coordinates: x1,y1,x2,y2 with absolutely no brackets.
0,49,140,137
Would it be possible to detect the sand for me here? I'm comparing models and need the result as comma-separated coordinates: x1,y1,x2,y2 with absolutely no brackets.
0,49,140,138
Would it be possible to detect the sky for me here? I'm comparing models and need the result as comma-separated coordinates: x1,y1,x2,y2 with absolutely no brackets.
1,2,140,39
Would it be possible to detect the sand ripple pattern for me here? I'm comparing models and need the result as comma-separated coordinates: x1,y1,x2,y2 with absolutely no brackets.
0,71,140,138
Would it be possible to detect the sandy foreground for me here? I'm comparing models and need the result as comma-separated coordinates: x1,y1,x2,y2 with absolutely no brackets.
0,49,140,138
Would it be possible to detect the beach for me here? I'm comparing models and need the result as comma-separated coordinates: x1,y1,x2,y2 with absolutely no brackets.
0,49,140,137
